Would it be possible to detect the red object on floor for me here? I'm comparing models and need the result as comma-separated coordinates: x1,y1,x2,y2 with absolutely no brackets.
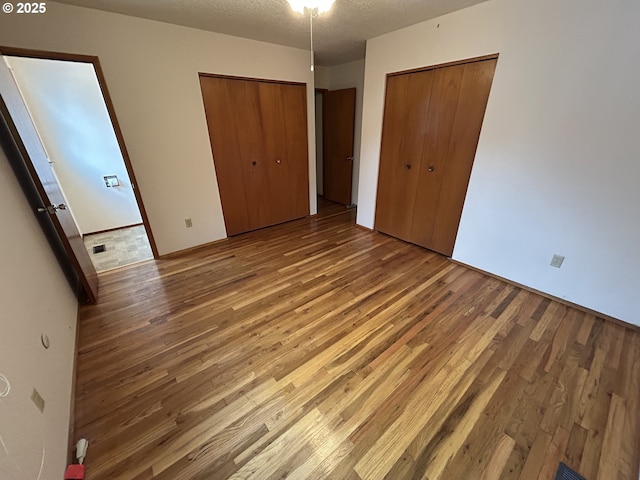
64,464,85,480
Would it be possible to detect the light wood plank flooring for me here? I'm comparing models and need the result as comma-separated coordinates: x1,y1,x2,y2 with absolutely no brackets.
74,209,640,479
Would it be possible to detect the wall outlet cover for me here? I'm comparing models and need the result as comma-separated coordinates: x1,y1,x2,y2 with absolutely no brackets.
550,254,565,268
185,218,193,228
31,388,45,413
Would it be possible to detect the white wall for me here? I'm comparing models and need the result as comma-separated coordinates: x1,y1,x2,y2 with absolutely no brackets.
314,59,365,205
7,56,142,235
0,149,78,479
0,1,316,254
314,66,330,90
358,0,640,325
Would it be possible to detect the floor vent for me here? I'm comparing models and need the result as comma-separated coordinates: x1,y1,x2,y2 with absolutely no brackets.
93,244,107,254
555,462,586,480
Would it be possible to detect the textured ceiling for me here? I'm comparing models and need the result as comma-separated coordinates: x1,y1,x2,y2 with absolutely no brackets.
53,0,488,65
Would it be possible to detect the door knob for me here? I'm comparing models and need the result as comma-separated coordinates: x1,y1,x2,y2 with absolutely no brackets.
346,156,354,162
405,164,412,170
275,159,282,164
428,166,435,172
252,161,257,166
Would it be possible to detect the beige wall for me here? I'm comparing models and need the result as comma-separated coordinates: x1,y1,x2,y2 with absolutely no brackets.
0,149,78,479
314,65,330,90
0,1,317,255
358,0,640,325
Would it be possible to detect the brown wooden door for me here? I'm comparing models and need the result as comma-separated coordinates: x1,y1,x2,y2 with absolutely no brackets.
375,70,435,243
258,81,310,225
200,76,309,236
200,76,271,235
0,56,98,302
375,56,497,256
323,88,355,206
279,82,310,222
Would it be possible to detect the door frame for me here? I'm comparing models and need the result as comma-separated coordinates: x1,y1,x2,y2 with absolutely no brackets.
386,53,499,78
0,45,159,259
314,88,327,201
199,72,307,87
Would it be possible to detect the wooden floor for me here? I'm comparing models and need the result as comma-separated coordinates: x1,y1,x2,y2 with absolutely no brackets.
74,208,640,480
316,195,351,217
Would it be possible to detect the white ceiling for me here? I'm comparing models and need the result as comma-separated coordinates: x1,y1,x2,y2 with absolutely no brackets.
53,0,488,66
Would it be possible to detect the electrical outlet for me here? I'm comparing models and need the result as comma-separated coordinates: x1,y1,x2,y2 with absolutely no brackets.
31,388,45,413
550,254,565,268
185,218,193,228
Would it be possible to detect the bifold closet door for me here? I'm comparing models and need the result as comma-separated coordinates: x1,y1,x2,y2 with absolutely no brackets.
374,70,435,243
200,77,269,235
200,76,309,236
413,59,497,255
257,81,309,226
375,56,497,256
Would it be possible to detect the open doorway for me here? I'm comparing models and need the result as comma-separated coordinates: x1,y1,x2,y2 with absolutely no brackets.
315,87,356,210
3,52,156,273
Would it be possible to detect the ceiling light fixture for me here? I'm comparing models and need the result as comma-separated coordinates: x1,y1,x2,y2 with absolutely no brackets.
287,0,336,72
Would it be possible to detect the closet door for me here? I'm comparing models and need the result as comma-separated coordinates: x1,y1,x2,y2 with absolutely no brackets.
427,59,496,255
280,82,311,221
200,76,270,235
375,56,497,255
258,81,309,225
410,64,465,252
200,76,309,236
374,70,434,242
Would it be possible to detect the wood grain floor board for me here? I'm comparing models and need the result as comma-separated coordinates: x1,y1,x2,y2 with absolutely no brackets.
74,209,640,479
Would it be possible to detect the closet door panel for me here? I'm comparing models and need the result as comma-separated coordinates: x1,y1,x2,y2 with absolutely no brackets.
201,76,309,235
375,70,434,242
258,82,309,225
258,81,288,225
233,81,273,232
411,64,465,249
280,83,310,220
430,58,497,256
200,76,249,235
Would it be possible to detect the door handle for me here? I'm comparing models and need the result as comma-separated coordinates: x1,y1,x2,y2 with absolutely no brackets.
405,164,412,170
252,161,257,166
428,166,435,172
275,158,282,164
37,204,67,214
346,156,354,162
